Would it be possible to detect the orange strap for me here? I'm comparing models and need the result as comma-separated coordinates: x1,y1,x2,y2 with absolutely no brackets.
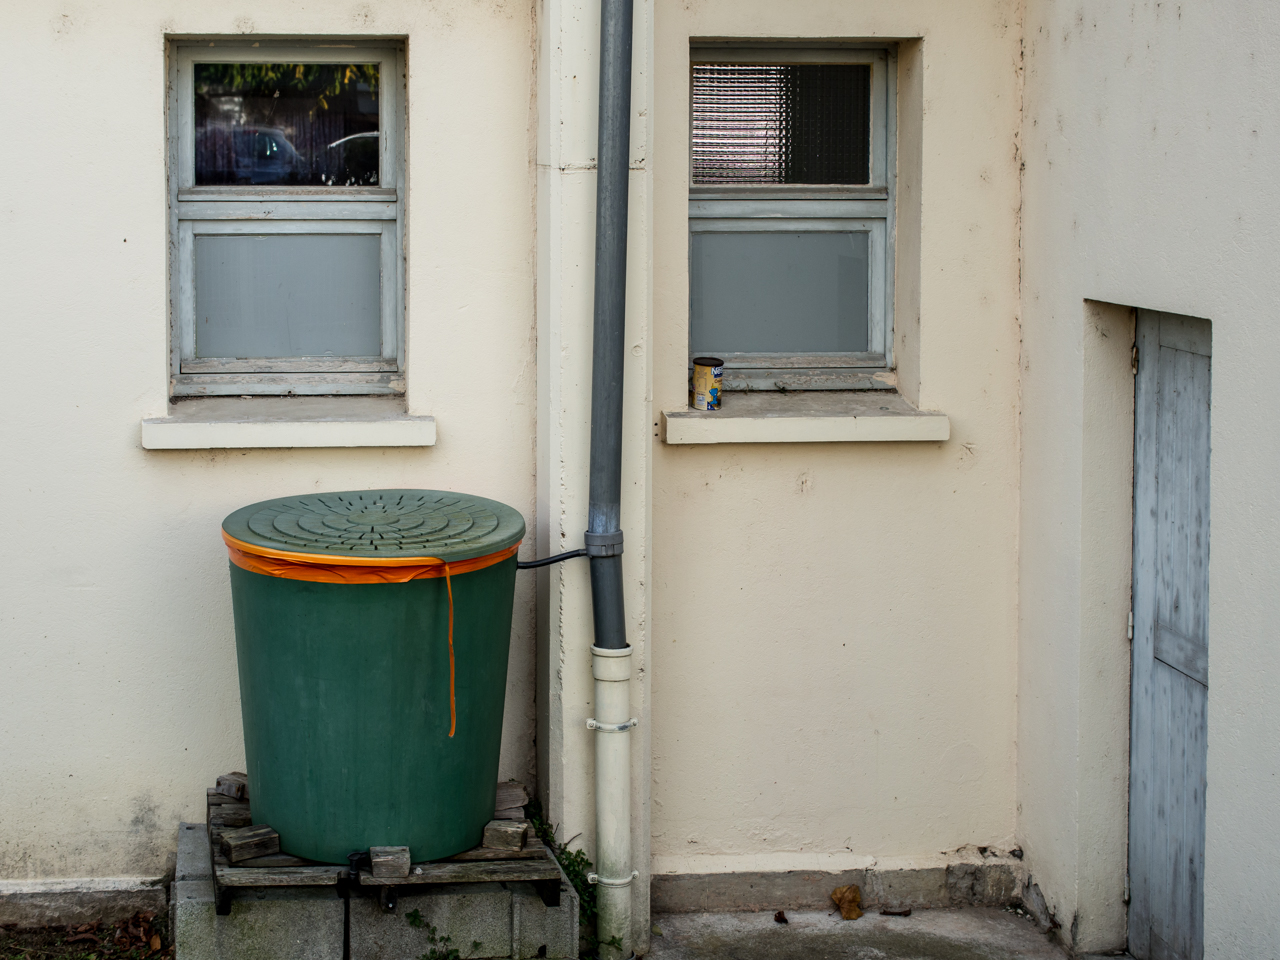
223,533,520,739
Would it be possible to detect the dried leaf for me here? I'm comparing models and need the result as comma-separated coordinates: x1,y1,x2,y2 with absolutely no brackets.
831,883,863,921
151,933,162,951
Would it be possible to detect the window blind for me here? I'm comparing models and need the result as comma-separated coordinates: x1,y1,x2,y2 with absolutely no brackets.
691,63,872,185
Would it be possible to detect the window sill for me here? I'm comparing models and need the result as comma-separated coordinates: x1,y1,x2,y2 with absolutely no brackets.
661,390,949,444
140,397,435,450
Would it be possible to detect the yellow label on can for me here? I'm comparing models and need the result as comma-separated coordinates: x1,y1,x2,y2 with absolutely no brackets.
691,357,724,411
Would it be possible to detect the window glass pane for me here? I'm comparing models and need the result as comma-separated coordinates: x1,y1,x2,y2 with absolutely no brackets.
195,63,380,186
194,234,382,358
690,231,869,353
691,63,871,185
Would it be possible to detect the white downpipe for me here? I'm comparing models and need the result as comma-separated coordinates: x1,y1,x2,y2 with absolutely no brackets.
588,645,636,960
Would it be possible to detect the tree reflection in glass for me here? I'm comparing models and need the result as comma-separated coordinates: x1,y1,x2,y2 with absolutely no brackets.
194,63,381,187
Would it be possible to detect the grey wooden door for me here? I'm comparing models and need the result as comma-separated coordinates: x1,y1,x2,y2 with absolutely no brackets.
1129,310,1211,960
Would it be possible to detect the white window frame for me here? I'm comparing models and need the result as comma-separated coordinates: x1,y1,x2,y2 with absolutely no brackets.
689,45,896,392
168,40,405,396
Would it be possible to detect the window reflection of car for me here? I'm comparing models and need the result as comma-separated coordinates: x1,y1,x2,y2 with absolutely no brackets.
325,131,380,186
196,126,302,185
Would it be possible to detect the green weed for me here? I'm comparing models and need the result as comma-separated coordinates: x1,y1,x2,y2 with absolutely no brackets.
402,908,481,960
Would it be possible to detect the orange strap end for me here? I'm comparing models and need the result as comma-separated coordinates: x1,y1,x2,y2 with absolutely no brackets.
445,565,456,738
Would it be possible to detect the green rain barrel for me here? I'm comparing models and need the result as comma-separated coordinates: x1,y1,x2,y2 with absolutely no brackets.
221,489,525,865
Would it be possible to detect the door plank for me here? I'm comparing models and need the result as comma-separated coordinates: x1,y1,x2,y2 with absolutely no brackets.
1130,310,1210,960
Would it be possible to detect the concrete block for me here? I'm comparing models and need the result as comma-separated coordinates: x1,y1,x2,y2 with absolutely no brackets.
510,882,579,959
944,859,1022,906
0,886,167,928
349,883,512,959
865,867,948,909
177,822,213,881
172,823,578,959
651,870,868,913
172,880,344,960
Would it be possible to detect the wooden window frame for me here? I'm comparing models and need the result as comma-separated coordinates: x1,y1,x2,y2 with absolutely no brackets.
689,44,896,392
167,39,406,397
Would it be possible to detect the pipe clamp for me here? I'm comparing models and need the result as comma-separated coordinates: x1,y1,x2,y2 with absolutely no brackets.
587,870,639,887
587,717,638,733
584,530,624,557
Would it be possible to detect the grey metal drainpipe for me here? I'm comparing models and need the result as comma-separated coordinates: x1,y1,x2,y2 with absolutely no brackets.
584,0,637,957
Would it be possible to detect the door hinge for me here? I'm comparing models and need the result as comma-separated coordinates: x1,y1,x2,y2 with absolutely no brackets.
1127,610,1134,641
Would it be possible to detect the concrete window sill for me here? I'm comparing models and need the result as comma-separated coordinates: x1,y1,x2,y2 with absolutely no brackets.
141,397,435,450
661,391,949,444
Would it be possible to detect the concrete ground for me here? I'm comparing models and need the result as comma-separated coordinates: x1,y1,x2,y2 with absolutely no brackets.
647,908,1074,960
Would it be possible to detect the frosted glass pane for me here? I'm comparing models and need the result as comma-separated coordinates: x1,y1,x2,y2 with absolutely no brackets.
194,234,382,359
690,231,869,354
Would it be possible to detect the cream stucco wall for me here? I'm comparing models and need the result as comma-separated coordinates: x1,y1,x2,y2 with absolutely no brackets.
650,0,1025,877
10,0,1280,953
0,0,540,880
1019,2,1280,955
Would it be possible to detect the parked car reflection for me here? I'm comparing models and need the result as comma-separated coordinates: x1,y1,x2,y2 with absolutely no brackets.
325,132,380,186
196,126,302,185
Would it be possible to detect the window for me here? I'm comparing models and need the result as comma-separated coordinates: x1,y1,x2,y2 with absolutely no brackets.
689,46,895,391
169,42,404,396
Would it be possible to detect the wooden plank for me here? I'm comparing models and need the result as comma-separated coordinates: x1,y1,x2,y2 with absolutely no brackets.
215,865,346,887
370,846,411,878
216,772,249,801
495,781,529,812
1155,623,1209,686
209,805,252,830
1136,309,1167,960
447,838,551,862
220,825,281,863
206,788,242,806
182,357,398,375
482,820,528,851
227,853,320,869
359,859,562,887
171,372,402,397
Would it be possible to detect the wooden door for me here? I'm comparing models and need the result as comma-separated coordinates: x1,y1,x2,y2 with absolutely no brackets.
1129,310,1211,960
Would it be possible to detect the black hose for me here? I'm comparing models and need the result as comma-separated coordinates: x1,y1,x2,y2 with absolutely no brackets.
516,549,588,570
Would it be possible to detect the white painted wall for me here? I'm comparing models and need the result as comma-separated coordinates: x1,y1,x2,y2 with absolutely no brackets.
650,0,1025,878
1019,1,1280,955
0,0,539,879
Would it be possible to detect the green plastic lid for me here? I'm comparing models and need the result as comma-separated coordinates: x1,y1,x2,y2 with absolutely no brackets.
222,489,525,562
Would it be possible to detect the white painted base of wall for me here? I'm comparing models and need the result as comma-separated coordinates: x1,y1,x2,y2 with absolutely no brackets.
661,391,950,444
0,878,168,927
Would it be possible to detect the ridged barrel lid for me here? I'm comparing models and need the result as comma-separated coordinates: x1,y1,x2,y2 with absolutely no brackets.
222,490,525,562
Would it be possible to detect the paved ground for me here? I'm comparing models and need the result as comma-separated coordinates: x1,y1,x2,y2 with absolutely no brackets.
647,908,1073,960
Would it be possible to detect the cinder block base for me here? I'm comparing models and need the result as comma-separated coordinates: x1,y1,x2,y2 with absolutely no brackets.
173,881,345,960
172,823,579,960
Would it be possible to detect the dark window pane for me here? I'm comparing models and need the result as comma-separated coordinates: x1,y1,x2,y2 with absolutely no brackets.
691,63,871,185
194,234,382,358
690,231,869,353
195,63,380,186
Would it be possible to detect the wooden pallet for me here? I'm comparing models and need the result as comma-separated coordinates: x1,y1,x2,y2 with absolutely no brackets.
205,784,563,914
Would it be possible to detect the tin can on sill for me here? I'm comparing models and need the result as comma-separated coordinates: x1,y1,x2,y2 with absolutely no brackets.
691,356,724,411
